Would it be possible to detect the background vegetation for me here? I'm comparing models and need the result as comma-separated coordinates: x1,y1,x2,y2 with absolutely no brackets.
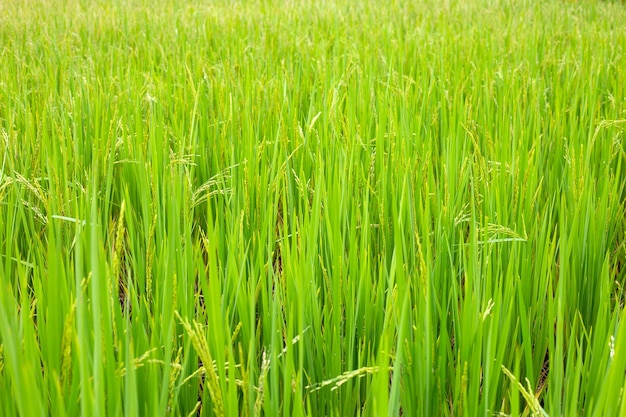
1,0,625,415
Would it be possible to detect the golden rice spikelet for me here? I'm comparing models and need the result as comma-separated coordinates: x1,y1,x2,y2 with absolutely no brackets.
175,311,223,416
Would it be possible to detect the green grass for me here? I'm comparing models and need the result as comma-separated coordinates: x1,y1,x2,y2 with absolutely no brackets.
1,0,626,415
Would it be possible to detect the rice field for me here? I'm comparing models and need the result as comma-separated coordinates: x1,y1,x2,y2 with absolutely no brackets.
1,0,626,415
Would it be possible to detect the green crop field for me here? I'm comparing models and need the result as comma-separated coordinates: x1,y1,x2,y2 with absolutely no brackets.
1,0,625,415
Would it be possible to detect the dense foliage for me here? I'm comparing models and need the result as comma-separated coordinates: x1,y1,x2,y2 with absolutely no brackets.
1,0,625,415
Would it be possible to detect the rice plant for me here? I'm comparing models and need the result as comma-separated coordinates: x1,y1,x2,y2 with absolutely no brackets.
0,0,625,415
